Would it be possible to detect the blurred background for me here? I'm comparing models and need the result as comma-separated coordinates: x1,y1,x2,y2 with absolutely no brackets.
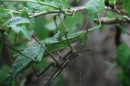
0,0,128,86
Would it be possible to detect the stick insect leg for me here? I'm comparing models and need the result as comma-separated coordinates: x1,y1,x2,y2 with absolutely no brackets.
32,62,54,77
65,31,74,52
11,34,17,59
54,15,59,30
54,14,68,59
0,41,38,62
83,19,89,30
46,60,69,86
32,35,59,65
79,28,91,53
57,51,62,59
57,15,74,52
79,21,89,51
58,14,69,32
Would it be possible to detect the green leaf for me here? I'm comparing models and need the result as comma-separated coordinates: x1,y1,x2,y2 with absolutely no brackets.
0,34,3,52
37,41,45,62
109,0,116,4
0,65,10,83
120,0,130,13
76,0,80,3
79,33,87,43
59,0,68,8
85,0,105,15
6,17,31,40
0,8,8,17
6,16,30,26
64,12,84,33
54,0,69,9
2,42,42,86
20,8,30,19
29,17,35,32
116,43,130,74
35,16,49,40
118,71,130,86
7,25,31,40
27,2,47,11
20,26,32,40
0,16,3,22
11,25,22,33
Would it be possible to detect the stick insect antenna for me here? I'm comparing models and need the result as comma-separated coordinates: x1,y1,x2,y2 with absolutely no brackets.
32,62,54,77
57,15,74,52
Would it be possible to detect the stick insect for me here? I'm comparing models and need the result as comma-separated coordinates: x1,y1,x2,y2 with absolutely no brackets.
40,42,91,86
1,12,101,86
32,14,101,86
38,14,89,86
1,29,88,86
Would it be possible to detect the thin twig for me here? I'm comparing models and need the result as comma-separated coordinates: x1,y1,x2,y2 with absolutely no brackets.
31,6,86,18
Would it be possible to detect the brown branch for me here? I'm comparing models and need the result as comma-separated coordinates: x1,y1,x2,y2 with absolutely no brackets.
94,17,130,24
66,6,86,13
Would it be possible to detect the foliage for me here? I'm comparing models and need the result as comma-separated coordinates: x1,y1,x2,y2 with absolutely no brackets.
116,43,130,86
2,30,88,86
0,65,10,84
0,0,130,86
86,0,105,15
109,0,116,4
120,0,130,13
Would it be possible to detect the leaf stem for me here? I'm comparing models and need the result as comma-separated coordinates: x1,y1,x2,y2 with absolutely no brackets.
0,0,37,2
5,9,21,14
0,0,59,9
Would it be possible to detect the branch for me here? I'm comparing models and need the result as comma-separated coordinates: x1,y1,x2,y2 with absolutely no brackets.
66,6,86,13
2,0,130,24
94,17,130,24
32,6,130,24
31,6,86,18
31,10,60,18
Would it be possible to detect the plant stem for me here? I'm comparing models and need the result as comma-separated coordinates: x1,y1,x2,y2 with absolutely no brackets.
5,9,21,14
0,0,37,2
0,0,59,9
